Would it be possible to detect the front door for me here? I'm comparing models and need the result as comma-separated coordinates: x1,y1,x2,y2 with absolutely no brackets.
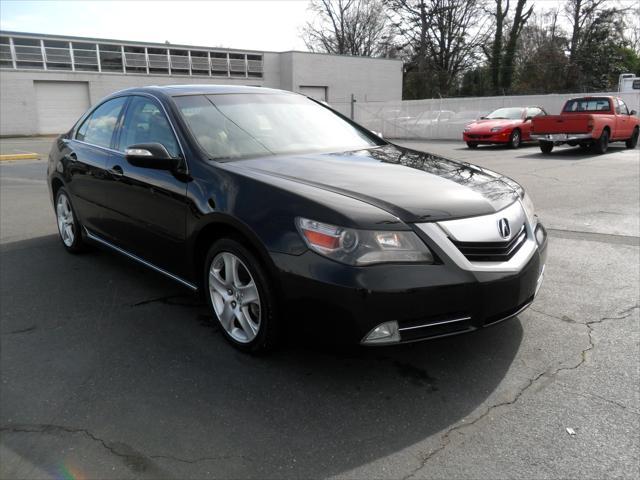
102,95,190,278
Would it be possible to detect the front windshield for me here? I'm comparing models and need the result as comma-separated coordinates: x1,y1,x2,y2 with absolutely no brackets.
486,107,524,120
174,93,380,160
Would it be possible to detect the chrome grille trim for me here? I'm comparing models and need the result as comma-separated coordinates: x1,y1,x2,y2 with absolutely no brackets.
415,200,538,273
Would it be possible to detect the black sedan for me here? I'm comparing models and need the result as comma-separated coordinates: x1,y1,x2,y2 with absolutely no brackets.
47,85,547,353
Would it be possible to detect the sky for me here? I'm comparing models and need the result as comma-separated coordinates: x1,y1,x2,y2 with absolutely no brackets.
0,0,312,51
1,0,637,53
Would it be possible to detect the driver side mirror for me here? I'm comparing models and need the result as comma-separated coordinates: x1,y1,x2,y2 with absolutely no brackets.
125,143,180,170
525,116,533,122
630,110,637,116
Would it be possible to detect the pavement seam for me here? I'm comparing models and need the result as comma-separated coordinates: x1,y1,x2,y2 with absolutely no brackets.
0,424,247,467
401,304,640,480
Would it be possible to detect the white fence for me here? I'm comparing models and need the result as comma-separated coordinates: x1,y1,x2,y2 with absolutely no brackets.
334,91,640,140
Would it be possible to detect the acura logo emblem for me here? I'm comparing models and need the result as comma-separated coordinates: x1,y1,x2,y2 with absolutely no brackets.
498,218,511,239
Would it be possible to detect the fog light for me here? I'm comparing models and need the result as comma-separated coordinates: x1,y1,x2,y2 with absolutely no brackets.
535,224,547,245
361,321,401,345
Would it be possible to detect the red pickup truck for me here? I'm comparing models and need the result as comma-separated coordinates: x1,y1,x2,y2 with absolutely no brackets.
531,96,639,154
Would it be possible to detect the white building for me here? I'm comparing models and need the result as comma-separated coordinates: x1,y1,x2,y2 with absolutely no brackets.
0,31,402,136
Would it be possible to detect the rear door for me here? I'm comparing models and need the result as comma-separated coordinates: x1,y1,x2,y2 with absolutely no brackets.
65,96,128,236
102,95,190,277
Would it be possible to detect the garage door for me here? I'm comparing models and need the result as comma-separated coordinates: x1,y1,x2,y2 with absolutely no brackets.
34,81,90,135
299,86,327,102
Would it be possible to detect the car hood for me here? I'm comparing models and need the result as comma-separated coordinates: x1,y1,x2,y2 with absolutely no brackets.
231,144,521,223
467,118,521,131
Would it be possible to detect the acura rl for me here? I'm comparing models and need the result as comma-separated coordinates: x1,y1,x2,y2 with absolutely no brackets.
47,85,547,352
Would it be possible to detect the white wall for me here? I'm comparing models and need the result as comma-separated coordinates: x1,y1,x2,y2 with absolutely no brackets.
285,52,403,116
0,69,259,136
0,51,403,136
352,92,640,140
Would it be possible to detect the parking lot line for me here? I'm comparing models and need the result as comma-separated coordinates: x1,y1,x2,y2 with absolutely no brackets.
0,153,40,161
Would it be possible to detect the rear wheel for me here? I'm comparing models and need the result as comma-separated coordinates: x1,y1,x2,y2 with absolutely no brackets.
626,127,639,149
204,238,280,353
539,141,553,154
466,142,478,149
508,129,521,149
592,128,609,154
55,188,86,253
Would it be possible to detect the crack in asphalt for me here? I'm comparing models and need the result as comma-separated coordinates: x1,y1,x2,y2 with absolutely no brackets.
5,325,37,335
554,382,640,415
401,304,640,480
0,423,246,471
130,294,203,308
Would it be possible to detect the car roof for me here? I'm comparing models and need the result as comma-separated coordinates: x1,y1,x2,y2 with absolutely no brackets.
112,84,292,97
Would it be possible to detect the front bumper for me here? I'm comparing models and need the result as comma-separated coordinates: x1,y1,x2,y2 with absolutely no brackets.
463,131,512,144
530,132,593,142
271,218,548,345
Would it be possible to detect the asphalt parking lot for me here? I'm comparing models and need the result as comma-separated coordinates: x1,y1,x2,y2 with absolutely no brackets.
1,137,639,479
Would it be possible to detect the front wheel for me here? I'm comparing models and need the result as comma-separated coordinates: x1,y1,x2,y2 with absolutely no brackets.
508,129,521,149
539,141,553,154
626,127,639,149
204,238,280,353
55,188,86,253
592,129,609,154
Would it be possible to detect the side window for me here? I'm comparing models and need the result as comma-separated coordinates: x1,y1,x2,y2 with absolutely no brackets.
527,107,543,117
614,99,621,114
119,96,179,157
618,99,629,115
76,97,127,148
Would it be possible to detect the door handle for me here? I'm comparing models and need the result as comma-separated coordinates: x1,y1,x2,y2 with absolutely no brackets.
110,165,124,177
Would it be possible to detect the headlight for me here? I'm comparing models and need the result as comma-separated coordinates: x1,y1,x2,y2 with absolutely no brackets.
296,217,434,265
521,192,537,225
491,126,503,132
464,126,471,132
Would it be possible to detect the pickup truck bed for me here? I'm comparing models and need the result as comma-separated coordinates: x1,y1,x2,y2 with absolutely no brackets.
531,96,639,154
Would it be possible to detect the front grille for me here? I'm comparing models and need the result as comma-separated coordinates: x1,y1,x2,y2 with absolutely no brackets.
451,225,527,262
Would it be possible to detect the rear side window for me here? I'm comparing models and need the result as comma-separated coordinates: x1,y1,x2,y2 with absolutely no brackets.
563,98,611,113
119,96,179,157
527,107,544,117
76,97,127,148
618,99,629,115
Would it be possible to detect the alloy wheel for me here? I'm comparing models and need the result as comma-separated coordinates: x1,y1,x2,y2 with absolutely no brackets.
208,252,261,343
56,193,75,247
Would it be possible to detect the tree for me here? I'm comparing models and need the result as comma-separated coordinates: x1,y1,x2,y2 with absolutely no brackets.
302,0,394,57
487,0,534,94
512,9,570,94
564,0,608,90
390,0,490,99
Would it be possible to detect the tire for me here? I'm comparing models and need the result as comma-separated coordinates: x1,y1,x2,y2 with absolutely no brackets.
204,238,280,353
592,128,609,154
508,129,521,149
54,187,86,253
539,141,553,154
578,143,590,151
466,142,478,149
626,127,639,149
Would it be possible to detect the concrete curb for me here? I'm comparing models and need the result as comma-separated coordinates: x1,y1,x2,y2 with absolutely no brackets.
0,153,41,162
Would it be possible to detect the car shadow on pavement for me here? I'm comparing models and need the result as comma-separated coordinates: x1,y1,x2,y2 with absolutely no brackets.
452,143,539,152
1,235,523,479
519,145,632,160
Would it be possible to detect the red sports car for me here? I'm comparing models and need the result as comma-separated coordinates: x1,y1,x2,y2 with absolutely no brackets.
463,106,548,148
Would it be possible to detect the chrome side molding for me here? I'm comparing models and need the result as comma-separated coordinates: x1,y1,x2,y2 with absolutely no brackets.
84,228,198,291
